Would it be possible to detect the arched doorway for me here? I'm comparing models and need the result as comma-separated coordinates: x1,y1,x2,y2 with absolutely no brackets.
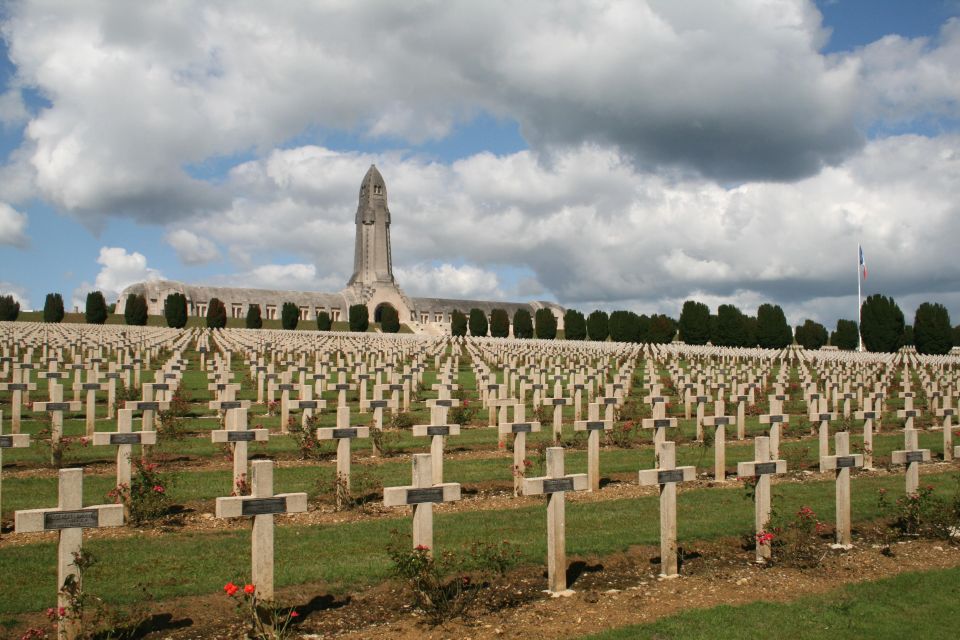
374,302,395,323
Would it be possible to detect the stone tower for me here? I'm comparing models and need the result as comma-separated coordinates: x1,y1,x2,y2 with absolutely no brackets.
348,165,394,287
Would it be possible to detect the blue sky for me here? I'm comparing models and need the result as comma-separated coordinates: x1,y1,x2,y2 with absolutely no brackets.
0,0,958,329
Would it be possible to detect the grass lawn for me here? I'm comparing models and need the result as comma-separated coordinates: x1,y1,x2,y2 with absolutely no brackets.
1,469,957,618
581,566,960,640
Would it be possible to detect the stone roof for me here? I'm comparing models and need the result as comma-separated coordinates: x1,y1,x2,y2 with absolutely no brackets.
409,296,564,316
118,280,360,310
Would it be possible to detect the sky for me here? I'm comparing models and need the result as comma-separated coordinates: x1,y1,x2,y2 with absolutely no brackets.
0,0,958,330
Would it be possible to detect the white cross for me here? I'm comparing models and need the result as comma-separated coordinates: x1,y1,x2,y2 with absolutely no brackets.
737,436,787,563
523,447,588,594
215,460,307,600
573,402,612,491
820,431,863,547
639,440,695,577
15,468,123,640
383,454,461,555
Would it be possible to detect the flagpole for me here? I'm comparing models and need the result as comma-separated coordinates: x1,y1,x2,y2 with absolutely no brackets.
857,243,863,352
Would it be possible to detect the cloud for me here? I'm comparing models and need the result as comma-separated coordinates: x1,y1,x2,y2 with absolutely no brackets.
0,202,29,247
0,280,30,308
1,2,958,328
853,18,960,127
0,89,28,127
165,134,960,327
166,228,220,265
212,263,344,293
0,0,900,224
88,247,163,304
395,263,505,300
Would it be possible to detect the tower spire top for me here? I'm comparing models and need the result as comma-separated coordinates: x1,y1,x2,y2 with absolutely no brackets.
349,165,394,285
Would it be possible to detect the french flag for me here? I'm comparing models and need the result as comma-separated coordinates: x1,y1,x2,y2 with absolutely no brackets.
859,245,867,280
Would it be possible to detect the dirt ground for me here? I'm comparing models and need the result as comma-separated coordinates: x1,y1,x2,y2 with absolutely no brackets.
7,533,960,640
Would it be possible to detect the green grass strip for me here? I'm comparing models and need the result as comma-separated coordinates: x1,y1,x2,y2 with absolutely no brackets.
580,566,960,640
0,470,957,618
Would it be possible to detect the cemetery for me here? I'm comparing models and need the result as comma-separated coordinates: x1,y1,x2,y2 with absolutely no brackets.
2,6,960,638
1,321,959,639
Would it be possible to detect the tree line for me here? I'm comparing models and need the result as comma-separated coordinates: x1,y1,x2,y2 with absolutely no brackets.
16,290,959,355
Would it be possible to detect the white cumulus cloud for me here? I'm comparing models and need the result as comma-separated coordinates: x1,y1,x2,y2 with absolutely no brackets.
88,247,163,304
166,228,220,265
395,263,505,301
0,202,29,247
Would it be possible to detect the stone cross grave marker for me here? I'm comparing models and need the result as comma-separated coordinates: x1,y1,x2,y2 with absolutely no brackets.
215,460,307,600
367,398,390,456
728,392,749,440
758,411,788,460
934,404,955,462
853,408,877,469
642,416,677,468
499,403,541,496
523,447,588,594
639,440,696,577
33,382,82,464
692,392,710,441
92,408,157,498
15,468,124,640
412,419,460,485
0,378,37,432
737,436,787,562
573,402,611,491
820,431,863,547
543,389,571,442
896,406,920,433
891,428,931,495
383,453,461,554
702,414,734,481
317,406,370,507
128,385,171,434
811,400,839,469
73,375,108,436
124,396,171,459
269,379,297,433
211,407,270,494
291,391,325,429
426,396,459,425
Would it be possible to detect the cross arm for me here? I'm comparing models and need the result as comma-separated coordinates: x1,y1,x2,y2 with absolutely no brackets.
15,503,123,533
383,482,461,507
124,401,171,411
426,399,461,408
209,400,252,410
92,431,157,446
737,459,787,477
0,433,30,448
291,399,326,410
33,400,83,412
211,429,270,443
891,449,932,464
810,412,838,422
316,426,371,439
412,424,460,437
215,493,308,518
641,418,677,429
498,421,541,434
573,419,612,432
820,453,864,470
638,465,696,486
522,474,588,496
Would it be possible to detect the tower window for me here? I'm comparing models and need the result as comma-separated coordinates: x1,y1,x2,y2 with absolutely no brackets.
374,185,382,195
